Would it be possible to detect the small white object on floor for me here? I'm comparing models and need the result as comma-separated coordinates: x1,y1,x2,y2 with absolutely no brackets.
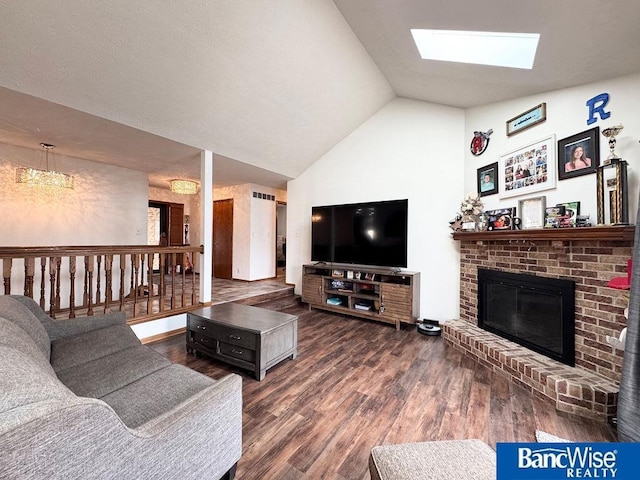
606,327,627,351
535,430,571,443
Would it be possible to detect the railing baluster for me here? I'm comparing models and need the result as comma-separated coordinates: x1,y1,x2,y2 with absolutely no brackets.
96,255,102,307
170,253,176,309
190,262,196,306
146,252,153,315
39,257,46,309
69,256,76,319
181,261,186,307
129,255,135,303
49,257,57,318
82,256,89,308
119,254,126,312
2,257,11,294
86,255,94,316
132,254,140,317
159,252,165,312
24,257,35,298
55,257,61,310
105,254,113,313
140,255,146,296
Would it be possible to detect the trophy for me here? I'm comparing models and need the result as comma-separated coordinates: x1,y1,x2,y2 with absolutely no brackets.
601,124,624,165
597,123,629,225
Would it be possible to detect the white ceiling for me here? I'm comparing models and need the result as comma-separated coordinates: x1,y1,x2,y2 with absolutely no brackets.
334,0,640,107
0,87,292,189
0,0,638,190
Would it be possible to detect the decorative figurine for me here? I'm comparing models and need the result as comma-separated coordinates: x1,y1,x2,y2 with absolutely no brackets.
470,129,493,156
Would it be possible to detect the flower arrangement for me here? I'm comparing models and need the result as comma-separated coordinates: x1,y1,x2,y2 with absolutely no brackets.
460,192,483,216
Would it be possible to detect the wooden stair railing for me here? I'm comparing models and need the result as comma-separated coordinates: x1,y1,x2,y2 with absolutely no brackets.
0,245,203,322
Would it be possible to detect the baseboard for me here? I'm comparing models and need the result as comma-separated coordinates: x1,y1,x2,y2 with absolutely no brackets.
140,327,186,344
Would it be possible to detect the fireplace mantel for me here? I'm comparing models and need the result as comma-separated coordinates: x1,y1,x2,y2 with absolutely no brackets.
452,225,635,242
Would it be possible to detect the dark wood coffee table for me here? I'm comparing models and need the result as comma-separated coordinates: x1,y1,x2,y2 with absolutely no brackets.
186,303,298,380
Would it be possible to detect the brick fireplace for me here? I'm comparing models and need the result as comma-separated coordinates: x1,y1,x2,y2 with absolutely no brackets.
443,227,633,421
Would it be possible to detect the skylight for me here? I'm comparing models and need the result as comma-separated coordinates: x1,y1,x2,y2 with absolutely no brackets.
410,29,540,69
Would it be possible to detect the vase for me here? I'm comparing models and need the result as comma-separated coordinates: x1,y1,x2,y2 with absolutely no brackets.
461,213,479,231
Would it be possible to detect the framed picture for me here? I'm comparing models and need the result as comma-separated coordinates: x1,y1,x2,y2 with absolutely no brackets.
556,201,581,226
486,208,516,231
500,135,556,199
557,127,600,180
544,205,565,228
332,270,343,278
506,103,546,136
477,162,498,197
518,196,546,229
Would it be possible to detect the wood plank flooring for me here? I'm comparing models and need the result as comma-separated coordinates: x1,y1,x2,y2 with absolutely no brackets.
150,299,617,480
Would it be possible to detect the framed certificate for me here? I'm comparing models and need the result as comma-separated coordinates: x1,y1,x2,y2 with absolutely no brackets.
518,196,546,229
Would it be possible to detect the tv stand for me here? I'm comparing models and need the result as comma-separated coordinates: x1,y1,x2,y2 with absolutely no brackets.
301,264,420,330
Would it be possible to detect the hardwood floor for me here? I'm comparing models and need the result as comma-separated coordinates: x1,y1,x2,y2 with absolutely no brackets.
150,299,617,479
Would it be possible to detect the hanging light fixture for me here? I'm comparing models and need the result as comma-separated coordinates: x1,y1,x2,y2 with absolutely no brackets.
15,143,74,189
170,179,198,194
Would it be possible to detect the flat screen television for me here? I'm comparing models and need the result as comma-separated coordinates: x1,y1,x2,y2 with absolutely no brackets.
310,205,333,263
311,199,408,268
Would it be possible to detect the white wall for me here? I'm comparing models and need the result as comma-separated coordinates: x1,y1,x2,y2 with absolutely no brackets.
465,72,640,220
250,194,276,280
0,142,148,246
287,98,465,321
130,312,186,341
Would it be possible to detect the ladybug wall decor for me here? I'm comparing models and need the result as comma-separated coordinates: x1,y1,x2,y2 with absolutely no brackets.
470,129,493,156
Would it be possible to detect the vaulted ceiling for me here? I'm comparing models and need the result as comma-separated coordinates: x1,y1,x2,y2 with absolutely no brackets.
0,0,638,189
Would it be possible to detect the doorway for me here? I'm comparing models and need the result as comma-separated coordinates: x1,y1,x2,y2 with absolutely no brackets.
148,201,185,246
148,201,185,270
276,202,286,278
213,199,233,279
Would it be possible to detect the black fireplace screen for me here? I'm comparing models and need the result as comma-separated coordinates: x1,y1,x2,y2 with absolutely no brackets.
477,268,575,366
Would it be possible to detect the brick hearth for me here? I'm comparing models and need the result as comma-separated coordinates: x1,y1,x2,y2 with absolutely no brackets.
447,233,632,421
443,321,618,420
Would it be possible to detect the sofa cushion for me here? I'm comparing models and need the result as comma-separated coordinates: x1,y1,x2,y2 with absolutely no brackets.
51,323,141,372
369,439,496,480
100,364,216,428
56,345,172,398
0,346,73,414
0,296,51,360
12,295,128,341
0,317,57,378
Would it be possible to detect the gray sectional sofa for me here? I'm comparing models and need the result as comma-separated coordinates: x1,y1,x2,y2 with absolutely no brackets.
0,295,242,480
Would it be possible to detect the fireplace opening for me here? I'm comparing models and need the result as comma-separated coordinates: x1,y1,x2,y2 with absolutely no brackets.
478,268,575,366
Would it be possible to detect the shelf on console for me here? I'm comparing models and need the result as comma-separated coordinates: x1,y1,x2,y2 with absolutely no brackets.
302,264,420,330
452,225,635,242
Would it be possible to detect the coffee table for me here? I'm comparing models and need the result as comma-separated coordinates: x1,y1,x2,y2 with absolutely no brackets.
186,303,298,380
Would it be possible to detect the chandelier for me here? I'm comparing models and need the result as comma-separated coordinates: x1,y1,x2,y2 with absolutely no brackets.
170,179,198,194
16,143,74,189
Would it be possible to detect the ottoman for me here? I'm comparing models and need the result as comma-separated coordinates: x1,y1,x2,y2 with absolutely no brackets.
369,439,496,480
